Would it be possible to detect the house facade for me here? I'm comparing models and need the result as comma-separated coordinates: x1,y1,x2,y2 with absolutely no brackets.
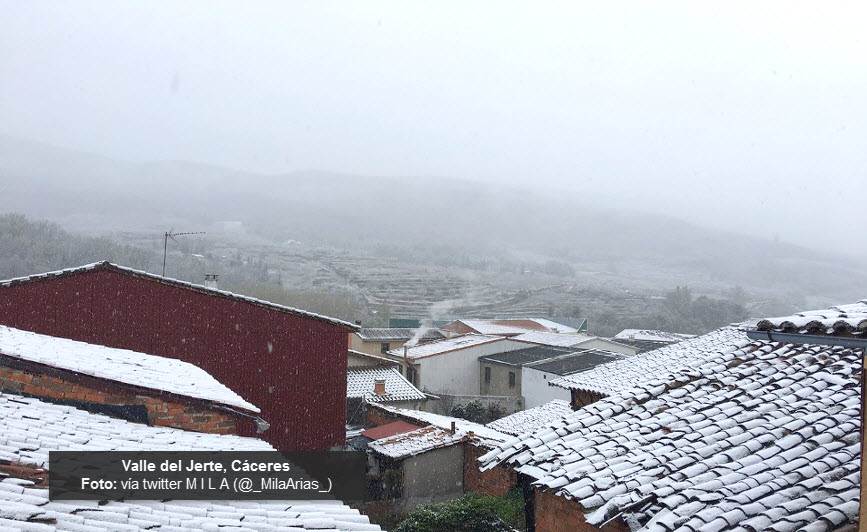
480,345,621,408
350,327,446,357
0,262,357,451
388,335,527,395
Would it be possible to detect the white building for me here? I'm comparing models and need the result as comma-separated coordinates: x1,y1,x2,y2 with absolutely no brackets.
520,349,621,408
388,334,526,395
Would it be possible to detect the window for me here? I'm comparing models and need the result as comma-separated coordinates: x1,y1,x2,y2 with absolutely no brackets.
380,342,389,354
484,366,491,383
508,371,516,388
406,365,417,386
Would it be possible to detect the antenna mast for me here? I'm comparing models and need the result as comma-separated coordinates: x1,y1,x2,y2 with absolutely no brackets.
162,230,205,277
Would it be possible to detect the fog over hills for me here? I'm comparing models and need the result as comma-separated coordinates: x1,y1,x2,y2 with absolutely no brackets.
1,135,864,319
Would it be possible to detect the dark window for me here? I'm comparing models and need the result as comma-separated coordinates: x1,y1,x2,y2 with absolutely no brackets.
508,371,516,388
380,342,389,354
407,365,417,386
484,366,491,383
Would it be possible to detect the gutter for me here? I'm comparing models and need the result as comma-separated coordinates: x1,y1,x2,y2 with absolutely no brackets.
745,330,867,349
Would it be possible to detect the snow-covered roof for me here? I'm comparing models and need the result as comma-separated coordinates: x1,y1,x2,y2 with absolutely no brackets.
481,345,575,366
446,319,579,336
486,400,573,437
0,392,271,467
525,350,621,376
0,261,358,330
0,325,259,412
480,322,862,531
513,332,637,355
0,392,381,531
551,327,747,396
346,367,426,403
355,328,445,342
368,426,467,460
510,331,591,347
614,329,696,343
386,334,504,360
347,349,399,366
0,486,381,532
368,404,508,446
754,298,867,337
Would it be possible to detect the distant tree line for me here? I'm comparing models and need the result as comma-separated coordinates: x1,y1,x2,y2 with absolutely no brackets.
590,286,748,337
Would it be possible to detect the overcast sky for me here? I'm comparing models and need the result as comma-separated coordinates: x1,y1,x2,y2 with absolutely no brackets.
1,2,865,255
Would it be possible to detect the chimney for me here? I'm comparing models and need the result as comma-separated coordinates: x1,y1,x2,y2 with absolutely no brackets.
204,274,219,290
374,378,387,395
450,421,456,434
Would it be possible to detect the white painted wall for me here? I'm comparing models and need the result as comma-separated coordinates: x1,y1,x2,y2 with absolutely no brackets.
415,339,526,395
522,366,572,408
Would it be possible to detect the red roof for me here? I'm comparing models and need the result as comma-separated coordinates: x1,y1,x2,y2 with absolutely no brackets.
361,420,421,441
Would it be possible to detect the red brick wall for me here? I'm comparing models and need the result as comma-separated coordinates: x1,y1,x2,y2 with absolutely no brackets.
0,267,351,450
0,365,238,434
464,443,517,497
571,389,605,409
365,404,406,427
534,489,629,532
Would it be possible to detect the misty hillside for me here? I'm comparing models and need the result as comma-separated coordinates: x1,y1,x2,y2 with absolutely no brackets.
1,134,864,312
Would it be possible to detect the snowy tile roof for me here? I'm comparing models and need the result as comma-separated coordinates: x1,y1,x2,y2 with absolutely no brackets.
386,334,504,360
368,404,508,445
355,328,445,342
0,325,259,412
614,329,696,343
0,478,381,531
480,323,862,531
551,327,747,396
368,425,467,460
0,261,358,330
755,299,867,337
486,400,573,437
0,392,381,531
346,367,426,403
448,319,579,336
0,392,272,467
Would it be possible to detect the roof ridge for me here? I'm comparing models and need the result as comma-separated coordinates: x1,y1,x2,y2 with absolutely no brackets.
0,261,358,330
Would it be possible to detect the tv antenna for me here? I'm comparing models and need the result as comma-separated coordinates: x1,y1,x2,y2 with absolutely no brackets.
162,229,205,277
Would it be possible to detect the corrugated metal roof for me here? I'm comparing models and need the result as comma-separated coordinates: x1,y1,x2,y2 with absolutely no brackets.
355,328,445,341
386,334,505,360
360,420,422,441
480,345,575,366
524,349,621,376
